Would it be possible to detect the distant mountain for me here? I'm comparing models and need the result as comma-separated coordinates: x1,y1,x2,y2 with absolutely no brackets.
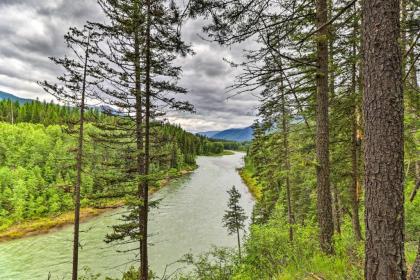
0,91,32,103
198,126,253,142
197,130,220,138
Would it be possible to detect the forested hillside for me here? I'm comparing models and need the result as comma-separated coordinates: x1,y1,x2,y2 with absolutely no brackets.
0,100,239,232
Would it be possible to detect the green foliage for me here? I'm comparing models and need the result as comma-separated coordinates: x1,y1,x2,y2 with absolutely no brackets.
223,186,247,235
405,179,420,241
178,247,238,280
0,99,101,126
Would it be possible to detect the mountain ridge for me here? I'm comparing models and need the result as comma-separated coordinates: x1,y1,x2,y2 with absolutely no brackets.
0,91,32,103
197,126,253,142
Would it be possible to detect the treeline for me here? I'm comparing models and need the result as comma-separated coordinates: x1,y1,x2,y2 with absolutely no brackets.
0,99,102,126
0,98,242,158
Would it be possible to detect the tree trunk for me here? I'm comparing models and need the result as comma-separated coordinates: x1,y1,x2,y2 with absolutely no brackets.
316,0,334,255
362,0,406,279
133,2,145,278
280,66,294,243
236,227,242,259
327,0,341,236
332,185,341,235
72,35,90,280
350,9,363,241
408,31,419,204
141,0,152,278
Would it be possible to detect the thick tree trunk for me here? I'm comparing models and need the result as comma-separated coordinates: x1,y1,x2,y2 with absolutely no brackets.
362,0,406,279
72,36,90,280
316,0,334,255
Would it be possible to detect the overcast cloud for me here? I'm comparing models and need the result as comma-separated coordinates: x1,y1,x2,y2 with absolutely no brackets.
0,0,259,132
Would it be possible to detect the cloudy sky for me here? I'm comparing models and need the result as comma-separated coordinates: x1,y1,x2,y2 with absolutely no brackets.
0,0,259,132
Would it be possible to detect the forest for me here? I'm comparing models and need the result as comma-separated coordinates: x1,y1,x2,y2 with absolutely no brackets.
0,100,240,232
0,0,418,279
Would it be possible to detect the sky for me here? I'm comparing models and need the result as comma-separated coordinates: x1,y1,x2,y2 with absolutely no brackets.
0,0,259,132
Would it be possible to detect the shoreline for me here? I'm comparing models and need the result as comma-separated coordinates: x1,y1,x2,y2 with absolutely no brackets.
238,167,262,200
0,166,196,243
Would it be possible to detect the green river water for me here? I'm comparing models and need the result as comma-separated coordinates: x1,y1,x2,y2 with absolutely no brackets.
0,153,254,280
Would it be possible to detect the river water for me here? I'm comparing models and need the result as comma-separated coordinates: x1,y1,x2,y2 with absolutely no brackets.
0,153,254,280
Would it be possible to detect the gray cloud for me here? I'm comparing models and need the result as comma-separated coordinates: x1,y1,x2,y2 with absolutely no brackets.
0,0,259,132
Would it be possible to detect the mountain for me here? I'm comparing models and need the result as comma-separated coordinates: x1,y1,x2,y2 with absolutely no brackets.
197,130,220,138
198,126,253,142
0,91,32,103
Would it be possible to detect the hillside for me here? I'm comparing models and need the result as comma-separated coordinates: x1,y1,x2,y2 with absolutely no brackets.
198,126,253,142
197,130,220,138
0,91,32,103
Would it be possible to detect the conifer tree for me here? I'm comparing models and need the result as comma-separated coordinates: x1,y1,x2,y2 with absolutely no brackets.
89,1,193,278
39,26,101,280
223,185,247,259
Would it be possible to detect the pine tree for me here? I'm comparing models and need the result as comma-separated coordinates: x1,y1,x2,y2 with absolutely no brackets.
223,185,247,259
89,1,193,279
362,0,406,278
38,25,100,280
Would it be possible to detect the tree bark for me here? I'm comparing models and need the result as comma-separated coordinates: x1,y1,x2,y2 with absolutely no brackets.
362,0,406,279
72,34,90,280
316,0,334,255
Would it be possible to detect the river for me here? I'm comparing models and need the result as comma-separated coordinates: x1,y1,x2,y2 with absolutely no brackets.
0,153,254,280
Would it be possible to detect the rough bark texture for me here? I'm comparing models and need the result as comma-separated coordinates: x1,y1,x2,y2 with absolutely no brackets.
362,0,406,279
316,0,334,255
72,38,89,280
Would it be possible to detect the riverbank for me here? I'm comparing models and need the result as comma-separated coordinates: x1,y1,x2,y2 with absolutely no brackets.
203,150,236,157
238,167,262,200
0,166,196,242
